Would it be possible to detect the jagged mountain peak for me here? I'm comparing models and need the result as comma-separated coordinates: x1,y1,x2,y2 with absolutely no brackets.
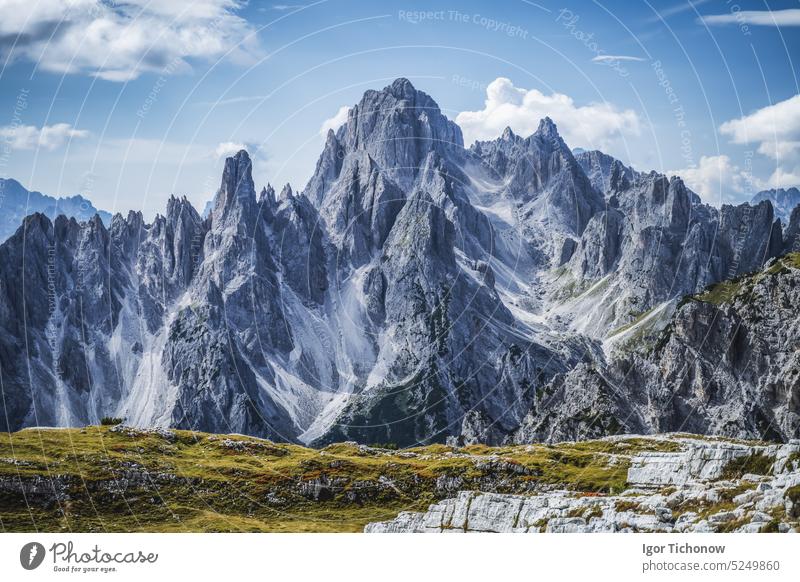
574,149,637,197
83,212,109,236
279,183,293,200
535,116,559,137
386,76,417,99
305,78,464,204
213,149,256,219
2,77,798,448
259,184,276,205
166,194,199,217
20,211,54,236
469,115,602,242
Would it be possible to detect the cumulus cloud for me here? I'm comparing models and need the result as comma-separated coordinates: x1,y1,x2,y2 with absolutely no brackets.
455,77,640,150
669,155,764,203
215,141,249,158
319,106,351,136
0,123,89,150
701,9,800,27
0,0,260,81
765,167,800,189
719,95,800,156
719,94,800,190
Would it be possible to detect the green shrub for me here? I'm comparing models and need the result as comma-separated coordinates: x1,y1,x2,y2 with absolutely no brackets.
100,417,124,426
615,500,640,513
786,485,800,504
720,453,773,479
760,519,780,533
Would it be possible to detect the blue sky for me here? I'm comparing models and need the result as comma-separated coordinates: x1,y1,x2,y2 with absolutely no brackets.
0,0,798,218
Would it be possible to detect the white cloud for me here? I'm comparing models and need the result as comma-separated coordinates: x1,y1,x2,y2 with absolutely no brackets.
215,141,249,158
0,0,260,81
719,95,800,191
0,123,89,150
669,155,764,203
319,106,351,137
719,95,800,153
701,9,800,26
765,167,800,189
591,55,645,63
455,77,640,150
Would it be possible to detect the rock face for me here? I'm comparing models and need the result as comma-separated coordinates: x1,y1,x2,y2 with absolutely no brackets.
0,178,111,243
752,187,800,224
514,252,800,443
365,435,800,533
549,174,784,337
0,78,797,446
575,149,637,199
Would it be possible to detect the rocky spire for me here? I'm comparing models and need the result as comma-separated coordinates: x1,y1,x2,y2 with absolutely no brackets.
213,150,256,219
279,183,293,201
535,116,559,138
260,184,276,205
305,130,345,206
501,126,516,141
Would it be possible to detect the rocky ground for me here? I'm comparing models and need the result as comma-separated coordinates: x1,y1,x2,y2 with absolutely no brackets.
366,434,800,533
2,426,798,533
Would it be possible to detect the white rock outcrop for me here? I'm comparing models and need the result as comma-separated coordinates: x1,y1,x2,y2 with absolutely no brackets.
366,436,800,533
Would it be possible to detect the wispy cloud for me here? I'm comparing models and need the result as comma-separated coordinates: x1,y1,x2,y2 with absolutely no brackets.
0,123,89,150
700,9,800,27
214,140,265,161
215,141,250,159
647,0,713,22
319,106,351,137
196,95,267,107
591,55,645,63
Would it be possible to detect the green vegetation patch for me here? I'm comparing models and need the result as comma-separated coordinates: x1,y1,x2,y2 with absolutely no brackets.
0,427,654,532
696,278,746,305
720,452,774,480
786,485,800,505
695,252,800,306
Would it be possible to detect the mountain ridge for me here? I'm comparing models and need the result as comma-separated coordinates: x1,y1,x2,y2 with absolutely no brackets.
0,78,797,446
0,177,112,243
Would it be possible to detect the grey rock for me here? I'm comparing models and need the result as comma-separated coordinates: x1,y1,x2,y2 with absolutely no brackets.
0,177,112,243
366,434,800,533
0,79,797,448
752,187,800,224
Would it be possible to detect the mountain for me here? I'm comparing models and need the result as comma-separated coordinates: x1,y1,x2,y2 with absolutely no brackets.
0,178,111,242
574,149,637,199
752,187,800,224
0,78,796,445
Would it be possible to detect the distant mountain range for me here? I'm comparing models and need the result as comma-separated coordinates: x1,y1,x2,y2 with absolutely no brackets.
0,178,111,242
0,79,798,445
751,187,800,224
